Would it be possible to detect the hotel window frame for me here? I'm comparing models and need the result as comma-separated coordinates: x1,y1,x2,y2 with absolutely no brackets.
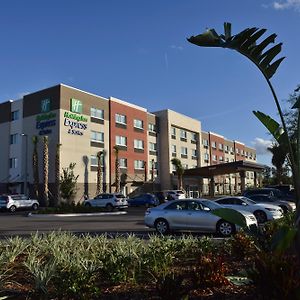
91,130,104,143
148,123,156,133
119,158,128,169
91,107,104,120
134,160,145,170
134,139,144,150
115,135,127,147
115,113,127,125
134,119,144,129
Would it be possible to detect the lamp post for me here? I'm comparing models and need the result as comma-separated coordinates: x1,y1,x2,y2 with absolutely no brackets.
21,133,28,196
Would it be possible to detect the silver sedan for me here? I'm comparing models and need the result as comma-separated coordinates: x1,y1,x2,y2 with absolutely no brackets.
144,199,257,236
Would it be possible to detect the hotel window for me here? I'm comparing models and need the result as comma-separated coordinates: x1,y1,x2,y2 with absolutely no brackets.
172,164,177,172
171,126,176,138
181,147,188,156
180,129,187,139
230,147,234,154
219,156,224,162
191,132,197,142
119,158,127,168
241,149,244,156
149,142,157,152
134,139,144,149
115,113,126,125
192,149,197,158
10,134,18,145
224,145,229,153
202,139,209,148
9,157,18,169
226,157,230,162
204,153,209,161
91,131,104,143
150,160,158,169
219,143,223,151
212,155,217,161
11,110,19,121
90,155,104,166
134,119,143,129
183,164,188,169
134,160,144,170
236,148,240,154
116,135,127,147
212,141,217,149
91,108,104,119
148,123,156,133
171,145,177,154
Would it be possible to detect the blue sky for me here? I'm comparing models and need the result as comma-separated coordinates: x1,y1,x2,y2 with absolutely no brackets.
1,0,300,165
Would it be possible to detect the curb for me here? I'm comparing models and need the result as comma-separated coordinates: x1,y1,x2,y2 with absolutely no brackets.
28,211,128,218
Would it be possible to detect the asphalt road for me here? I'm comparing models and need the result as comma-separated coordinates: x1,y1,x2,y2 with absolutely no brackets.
0,207,155,238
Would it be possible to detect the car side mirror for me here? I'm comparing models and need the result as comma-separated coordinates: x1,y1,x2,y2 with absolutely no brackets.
203,206,210,211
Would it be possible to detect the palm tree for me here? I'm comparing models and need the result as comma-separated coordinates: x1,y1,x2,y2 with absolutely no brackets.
42,136,49,207
113,146,120,193
268,143,287,184
171,158,184,190
53,143,61,207
32,136,39,200
96,150,105,195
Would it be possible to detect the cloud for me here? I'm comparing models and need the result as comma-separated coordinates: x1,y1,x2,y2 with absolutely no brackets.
270,0,300,11
252,138,273,155
170,45,183,51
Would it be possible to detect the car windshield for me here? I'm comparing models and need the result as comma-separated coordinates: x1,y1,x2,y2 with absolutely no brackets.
199,200,222,210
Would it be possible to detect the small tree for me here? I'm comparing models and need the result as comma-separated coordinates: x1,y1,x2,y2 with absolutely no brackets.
42,136,49,207
171,158,184,190
96,150,105,195
32,136,39,200
60,163,79,204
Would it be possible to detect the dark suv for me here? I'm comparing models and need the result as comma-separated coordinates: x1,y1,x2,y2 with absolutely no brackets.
243,188,285,199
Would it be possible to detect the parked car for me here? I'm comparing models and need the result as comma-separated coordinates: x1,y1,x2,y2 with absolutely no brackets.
164,190,186,200
0,194,39,212
266,185,296,201
84,193,128,211
153,191,166,204
214,196,283,223
144,198,257,236
128,193,159,207
243,188,285,200
245,194,296,214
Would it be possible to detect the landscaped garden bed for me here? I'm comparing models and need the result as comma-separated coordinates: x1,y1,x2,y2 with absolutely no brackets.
0,213,299,299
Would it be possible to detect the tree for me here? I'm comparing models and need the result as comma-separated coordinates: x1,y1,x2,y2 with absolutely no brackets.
171,158,184,190
42,136,49,207
267,143,287,184
32,136,39,200
53,143,61,207
96,150,105,195
60,163,79,204
113,146,120,193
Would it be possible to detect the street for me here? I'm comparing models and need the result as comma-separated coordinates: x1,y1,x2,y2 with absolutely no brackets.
0,207,155,238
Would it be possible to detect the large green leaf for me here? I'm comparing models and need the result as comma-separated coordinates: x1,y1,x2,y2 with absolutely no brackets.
253,110,288,146
212,208,248,228
188,22,284,79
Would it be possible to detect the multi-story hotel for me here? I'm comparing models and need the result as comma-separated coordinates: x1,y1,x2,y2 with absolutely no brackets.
0,84,258,201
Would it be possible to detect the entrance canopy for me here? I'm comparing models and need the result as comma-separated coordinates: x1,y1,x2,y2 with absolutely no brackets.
184,161,265,178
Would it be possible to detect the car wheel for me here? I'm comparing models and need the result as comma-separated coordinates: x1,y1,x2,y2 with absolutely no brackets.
254,210,267,223
106,203,114,212
31,203,38,211
9,205,16,213
155,219,169,234
279,205,288,214
84,203,91,207
217,220,235,237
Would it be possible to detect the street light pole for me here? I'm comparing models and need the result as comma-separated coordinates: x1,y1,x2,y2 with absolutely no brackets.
21,134,28,196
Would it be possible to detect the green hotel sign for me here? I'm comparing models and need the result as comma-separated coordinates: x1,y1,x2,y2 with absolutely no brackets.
70,98,83,114
64,111,88,122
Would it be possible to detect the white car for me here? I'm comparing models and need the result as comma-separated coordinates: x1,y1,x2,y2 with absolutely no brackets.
164,190,186,200
145,198,257,236
215,196,283,224
84,193,128,211
0,194,39,212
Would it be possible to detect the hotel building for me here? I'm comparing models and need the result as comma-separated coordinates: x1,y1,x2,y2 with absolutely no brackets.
0,84,258,201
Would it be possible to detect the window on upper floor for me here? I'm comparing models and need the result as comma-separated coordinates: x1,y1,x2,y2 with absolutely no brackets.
192,149,197,158
119,158,127,168
91,108,104,119
134,139,144,149
212,141,217,149
181,147,188,156
219,156,224,161
115,113,126,125
116,135,127,147
212,155,217,161
91,131,104,143
134,119,143,129
11,110,19,121
10,134,18,145
9,157,18,169
191,132,197,142
134,160,144,170
204,153,209,160
219,143,223,151
171,126,176,138
171,145,177,154
148,123,157,133
180,129,187,139
90,154,104,166
149,142,157,152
